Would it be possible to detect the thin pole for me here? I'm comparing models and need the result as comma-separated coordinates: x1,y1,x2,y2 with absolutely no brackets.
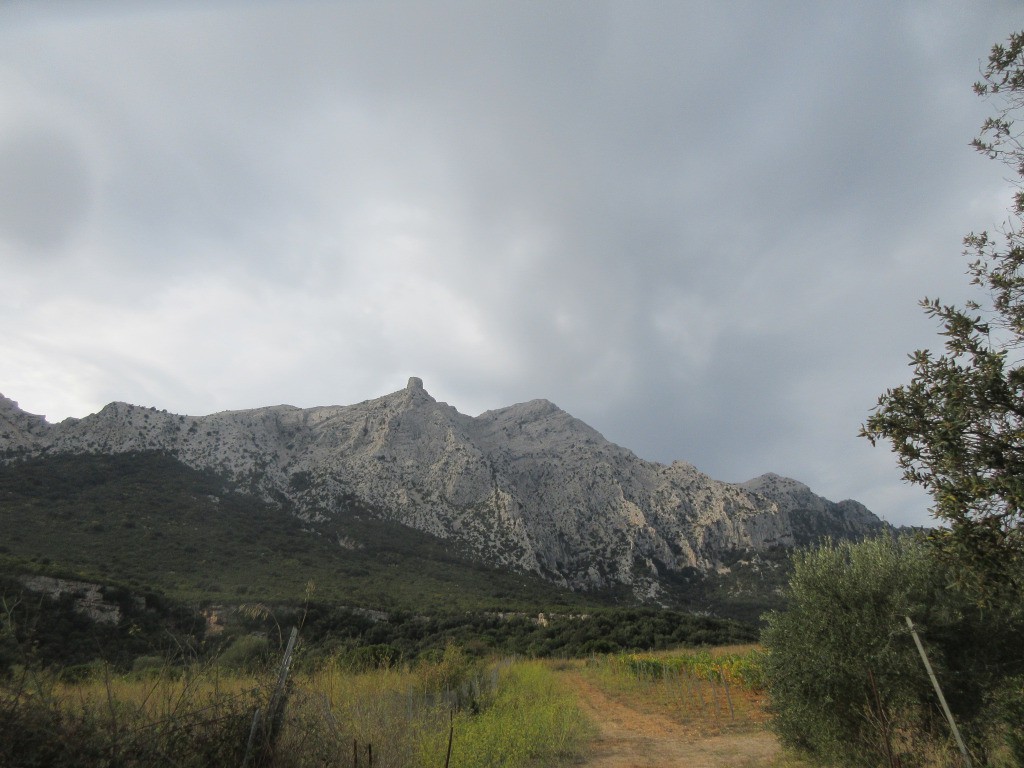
444,710,454,768
241,707,262,768
721,674,735,720
905,616,972,768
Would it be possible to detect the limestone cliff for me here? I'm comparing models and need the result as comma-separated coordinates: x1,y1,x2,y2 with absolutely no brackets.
0,379,884,596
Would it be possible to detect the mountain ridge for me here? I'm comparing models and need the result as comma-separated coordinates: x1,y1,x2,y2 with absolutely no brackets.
0,379,886,600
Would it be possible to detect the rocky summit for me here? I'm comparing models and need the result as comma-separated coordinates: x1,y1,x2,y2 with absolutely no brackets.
0,379,884,598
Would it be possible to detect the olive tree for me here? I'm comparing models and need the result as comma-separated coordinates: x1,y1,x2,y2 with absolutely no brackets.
861,32,1024,597
762,536,1017,766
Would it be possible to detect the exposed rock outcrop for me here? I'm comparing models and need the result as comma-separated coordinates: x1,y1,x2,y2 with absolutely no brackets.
0,382,885,597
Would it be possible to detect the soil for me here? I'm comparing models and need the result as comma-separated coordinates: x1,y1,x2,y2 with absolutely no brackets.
564,671,782,768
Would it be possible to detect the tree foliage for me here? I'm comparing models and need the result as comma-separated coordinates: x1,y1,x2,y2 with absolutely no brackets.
861,32,1024,596
761,536,1023,767
787,40,1024,760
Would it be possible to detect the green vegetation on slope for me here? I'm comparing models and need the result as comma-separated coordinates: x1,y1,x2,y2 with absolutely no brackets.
0,568,755,675
289,604,755,664
0,450,598,612
0,450,756,675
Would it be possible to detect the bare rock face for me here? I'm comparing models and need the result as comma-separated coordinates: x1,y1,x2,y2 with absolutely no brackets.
0,382,885,596
739,473,883,545
0,396,51,448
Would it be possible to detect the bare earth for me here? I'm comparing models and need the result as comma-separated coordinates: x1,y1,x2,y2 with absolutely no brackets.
565,672,781,768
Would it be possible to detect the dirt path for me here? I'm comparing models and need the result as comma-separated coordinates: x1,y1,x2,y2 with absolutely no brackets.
563,671,781,768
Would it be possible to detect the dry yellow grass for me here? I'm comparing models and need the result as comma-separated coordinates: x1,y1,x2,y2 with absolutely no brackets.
5,647,592,767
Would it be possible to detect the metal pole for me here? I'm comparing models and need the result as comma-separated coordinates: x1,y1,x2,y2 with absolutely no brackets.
905,616,973,768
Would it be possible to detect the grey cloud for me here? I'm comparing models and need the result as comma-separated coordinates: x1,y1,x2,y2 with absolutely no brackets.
3,1,1023,527
0,126,92,253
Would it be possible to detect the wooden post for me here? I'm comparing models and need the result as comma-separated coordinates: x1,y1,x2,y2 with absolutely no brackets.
242,707,262,768
721,674,735,720
692,670,706,713
264,626,299,751
707,673,721,719
241,626,300,768
905,616,972,768
444,710,454,768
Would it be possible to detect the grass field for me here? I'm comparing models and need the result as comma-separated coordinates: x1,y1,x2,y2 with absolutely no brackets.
1,642,598,767
581,645,768,730
0,643,793,768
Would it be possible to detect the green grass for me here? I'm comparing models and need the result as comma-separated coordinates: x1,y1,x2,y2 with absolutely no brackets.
429,660,594,767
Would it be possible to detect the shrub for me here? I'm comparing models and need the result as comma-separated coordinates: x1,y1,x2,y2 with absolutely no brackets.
217,634,271,671
762,536,1024,766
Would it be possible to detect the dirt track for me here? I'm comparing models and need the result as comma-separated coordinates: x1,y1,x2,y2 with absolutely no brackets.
565,671,781,768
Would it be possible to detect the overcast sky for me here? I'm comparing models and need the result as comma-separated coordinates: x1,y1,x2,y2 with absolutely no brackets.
2,2,1022,527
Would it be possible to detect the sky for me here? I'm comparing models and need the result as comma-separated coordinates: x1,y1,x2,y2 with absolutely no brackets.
2,1,1022,528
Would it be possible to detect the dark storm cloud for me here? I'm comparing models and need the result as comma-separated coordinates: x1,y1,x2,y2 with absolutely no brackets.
2,1,1022,525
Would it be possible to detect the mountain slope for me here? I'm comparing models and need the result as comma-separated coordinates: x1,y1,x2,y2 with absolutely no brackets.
0,450,598,611
0,380,885,599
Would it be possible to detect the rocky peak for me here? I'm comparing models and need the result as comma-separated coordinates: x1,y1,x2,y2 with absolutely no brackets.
0,394,52,449
739,472,884,544
740,473,812,503
400,376,436,408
